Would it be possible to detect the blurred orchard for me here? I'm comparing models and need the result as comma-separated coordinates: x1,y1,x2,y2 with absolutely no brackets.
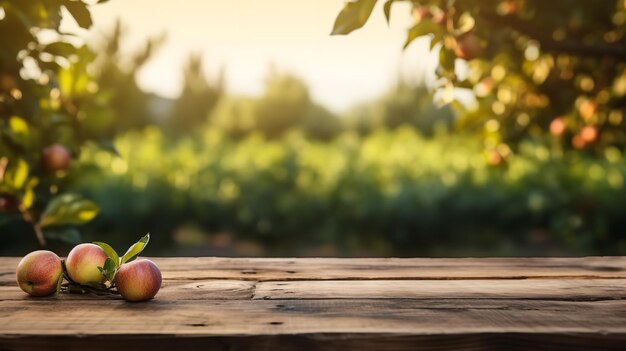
1,0,626,256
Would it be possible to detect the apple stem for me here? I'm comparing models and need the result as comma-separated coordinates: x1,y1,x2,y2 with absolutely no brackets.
60,269,119,297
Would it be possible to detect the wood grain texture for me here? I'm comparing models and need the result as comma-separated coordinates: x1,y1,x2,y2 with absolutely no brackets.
2,257,626,283
253,279,626,300
0,256,625,350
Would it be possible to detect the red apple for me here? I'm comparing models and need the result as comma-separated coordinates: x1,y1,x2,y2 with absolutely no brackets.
550,118,566,136
115,259,162,302
16,250,63,297
0,194,18,213
454,33,483,60
412,5,430,23
65,243,108,286
581,126,598,143
42,144,71,172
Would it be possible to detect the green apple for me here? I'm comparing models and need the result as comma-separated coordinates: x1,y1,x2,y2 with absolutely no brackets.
65,243,108,286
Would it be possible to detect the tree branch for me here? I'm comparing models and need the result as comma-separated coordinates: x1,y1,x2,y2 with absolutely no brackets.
18,203,46,246
479,12,626,61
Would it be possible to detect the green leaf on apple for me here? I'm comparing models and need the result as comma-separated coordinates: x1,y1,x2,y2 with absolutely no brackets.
93,241,120,267
97,257,117,283
121,233,150,265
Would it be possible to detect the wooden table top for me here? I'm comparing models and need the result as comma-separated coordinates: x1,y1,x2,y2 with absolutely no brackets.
1,257,625,350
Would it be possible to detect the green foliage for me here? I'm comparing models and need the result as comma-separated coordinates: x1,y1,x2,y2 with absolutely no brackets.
0,0,105,245
373,83,455,135
210,72,343,140
93,20,166,134
40,194,99,227
331,0,378,35
165,54,223,136
97,257,116,282
332,0,626,153
44,227,81,245
94,234,149,286
120,233,150,264
63,127,626,256
93,241,120,267
254,72,312,138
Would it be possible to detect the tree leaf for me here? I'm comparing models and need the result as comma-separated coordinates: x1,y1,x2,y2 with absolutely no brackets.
7,116,30,147
331,0,378,35
456,12,475,36
63,0,92,29
4,159,29,190
97,140,120,157
43,227,82,244
42,41,77,57
404,20,442,49
21,177,39,210
383,0,397,25
93,241,119,267
40,194,99,228
98,257,117,282
121,233,150,264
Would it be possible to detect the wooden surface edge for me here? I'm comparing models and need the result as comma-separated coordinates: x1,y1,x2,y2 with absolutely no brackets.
1,332,625,351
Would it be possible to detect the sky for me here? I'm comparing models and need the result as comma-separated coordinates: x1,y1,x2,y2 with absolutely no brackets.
84,0,434,112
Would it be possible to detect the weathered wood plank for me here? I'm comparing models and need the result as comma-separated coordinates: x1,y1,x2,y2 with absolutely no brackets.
0,299,625,335
1,257,625,350
1,257,626,283
253,279,626,301
0,299,624,351
0,279,256,301
1,333,625,351
4,278,624,302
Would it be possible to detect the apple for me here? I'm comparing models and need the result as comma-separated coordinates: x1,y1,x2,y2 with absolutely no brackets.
498,0,522,15
580,126,598,143
412,5,430,23
115,259,162,302
42,144,71,172
65,243,109,286
454,33,483,60
550,118,566,136
0,194,18,213
16,250,63,297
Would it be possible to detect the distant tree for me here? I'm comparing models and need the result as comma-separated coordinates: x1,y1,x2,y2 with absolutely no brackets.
375,82,455,136
302,102,342,140
343,83,454,136
212,71,343,140
332,0,626,153
165,54,223,136
94,20,166,135
211,96,257,139
254,71,311,139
